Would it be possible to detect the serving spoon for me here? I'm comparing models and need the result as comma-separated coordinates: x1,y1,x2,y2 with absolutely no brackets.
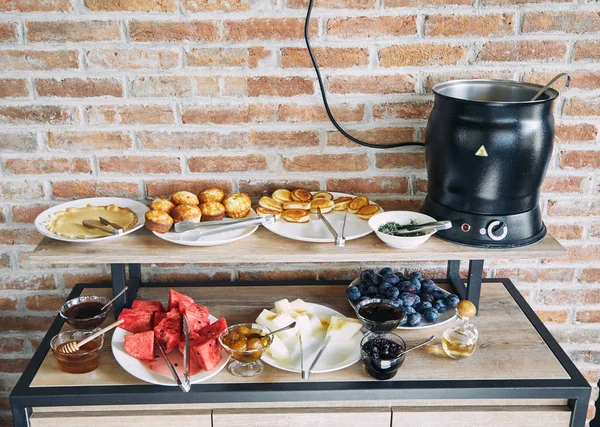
100,285,128,311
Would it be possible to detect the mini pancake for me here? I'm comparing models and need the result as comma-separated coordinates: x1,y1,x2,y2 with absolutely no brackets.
309,198,334,214
348,196,370,214
312,192,334,200
256,206,281,220
333,196,353,211
283,200,311,210
282,209,310,223
258,196,283,213
272,189,292,204
356,204,381,220
291,189,312,203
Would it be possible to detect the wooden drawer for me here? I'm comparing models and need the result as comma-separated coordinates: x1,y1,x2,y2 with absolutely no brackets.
29,409,212,427
392,405,571,427
212,408,391,427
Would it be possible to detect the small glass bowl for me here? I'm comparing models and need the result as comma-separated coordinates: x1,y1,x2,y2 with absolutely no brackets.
50,329,104,374
218,323,273,377
354,298,406,332
360,331,406,380
59,295,111,329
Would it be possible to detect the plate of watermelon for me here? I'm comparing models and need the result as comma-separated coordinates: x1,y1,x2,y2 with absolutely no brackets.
112,289,230,386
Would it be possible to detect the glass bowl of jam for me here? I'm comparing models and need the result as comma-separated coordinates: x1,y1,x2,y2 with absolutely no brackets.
218,323,273,377
354,298,406,332
59,296,111,329
50,329,104,374
360,331,406,380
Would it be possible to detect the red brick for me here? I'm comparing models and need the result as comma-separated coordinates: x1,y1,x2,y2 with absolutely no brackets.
139,131,247,150
130,76,219,98
327,16,415,37
535,310,568,323
0,358,30,373
547,245,600,263
182,104,273,124
538,289,583,305
496,267,574,283
477,41,567,63
278,104,364,123
559,151,600,169
329,75,415,94
547,200,600,216
36,78,122,98
327,127,416,147
483,0,566,4
287,0,375,8
0,297,16,310
86,49,179,70
222,76,249,96
0,23,17,42
0,316,53,332
186,48,265,68
47,131,132,151
86,105,174,125
375,152,425,169
373,101,433,120
425,14,513,37
0,105,78,125
576,311,600,323
5,157,92,175
282,47,368,68
146,180,232,198
99,156,180,174
238,269,317,281
248,76,314,97
0,50,78,71
327,177,409,194
542,176,587,193
52,181,141,199
62,273,111,288
379,44,467,67
249,131,319,148
375,198,424,211
25,295,68,311
0,79,28,99
238,180,320,197
574,41,600,62
1,0,72,11
2,275,55,290
555,124,597,143
129,21,219,42
581,269,600,283
584,290,600,305
26,21,120,43
386,0,471,6
0,181,44,200
182,0,251,11
415,177,428,194
12,204,49,223
319,268,363,281
188,155,267,173
522,11,600,34
85,0,176,11
224,18,317,41
0,252,10,268
546,224,583,240
283,154,369,172
0,338,24,353
563,98,600,117
0,133,37,152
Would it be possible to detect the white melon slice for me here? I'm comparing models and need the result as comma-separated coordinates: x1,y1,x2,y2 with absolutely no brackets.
290,298,311,315
291,312,312,338
274,299,293,314
272,313,298,338
326,315,362,341
255,309,279,331
268,335,290,360
308,312,324,333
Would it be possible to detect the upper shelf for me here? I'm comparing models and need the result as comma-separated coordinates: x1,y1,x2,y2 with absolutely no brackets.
29,227,567,265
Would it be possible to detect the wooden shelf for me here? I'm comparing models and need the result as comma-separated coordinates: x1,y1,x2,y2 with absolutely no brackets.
29,227,567,265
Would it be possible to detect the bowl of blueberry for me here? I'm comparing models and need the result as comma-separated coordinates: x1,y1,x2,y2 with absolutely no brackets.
346,267,459,330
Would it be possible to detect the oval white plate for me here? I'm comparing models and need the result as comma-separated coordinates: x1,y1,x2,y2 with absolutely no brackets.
152,208,259,247
112,314,229,387
34,197,148,243
262,192,382,243
261,302,362,374
348,278,457,330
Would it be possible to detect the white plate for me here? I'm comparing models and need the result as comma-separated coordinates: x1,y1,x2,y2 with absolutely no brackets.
348,278,456,330
152,208,259,247
112,314,230,387
263,192,381,243
261,303,362,374
34,197,148,243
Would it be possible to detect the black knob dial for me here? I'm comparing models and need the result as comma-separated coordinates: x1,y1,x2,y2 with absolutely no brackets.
487,220,508,241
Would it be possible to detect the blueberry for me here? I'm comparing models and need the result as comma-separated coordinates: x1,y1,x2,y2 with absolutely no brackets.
384,286,400,299
410,277,421,290
405,306,416,316
408,313,422,327
400,292,420,307
419,292,435,303
433,299,447,313
361,269,375,282
421,279,436,293
366,286,379,297
432,288,447,300
446,294,460,308
379,282,394,295
415,301,432,313
379,267,394,276
370,274,383,286
384,274,400,285
410,271,423,280
346,285,361,301
398,281,417,293
423,308,440,323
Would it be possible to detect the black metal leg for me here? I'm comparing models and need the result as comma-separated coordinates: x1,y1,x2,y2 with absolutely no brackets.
111,263,142,317
446,259,484,312
447,260,466,300
569,395,590,427
127,263,142,305
10,402,29,427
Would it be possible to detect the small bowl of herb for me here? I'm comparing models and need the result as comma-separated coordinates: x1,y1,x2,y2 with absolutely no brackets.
368,211,438,249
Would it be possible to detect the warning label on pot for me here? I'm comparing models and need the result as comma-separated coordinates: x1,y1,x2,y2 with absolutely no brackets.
475,145,488,157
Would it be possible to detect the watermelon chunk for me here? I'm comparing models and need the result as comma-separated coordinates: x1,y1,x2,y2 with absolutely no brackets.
124,330,155,361
191,339,222,371
168,289,194,312
118,309,153,333
183,304,210,334
153,311,167,327
154,316,180,353
131,300,165,313
196,317,227,345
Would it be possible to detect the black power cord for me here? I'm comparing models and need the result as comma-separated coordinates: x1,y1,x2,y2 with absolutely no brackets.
304,0,424,149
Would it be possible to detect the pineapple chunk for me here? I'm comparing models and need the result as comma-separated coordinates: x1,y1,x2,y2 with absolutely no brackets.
255,309,279,331
268,335,290,360
326,315,362,341
274,299,293,314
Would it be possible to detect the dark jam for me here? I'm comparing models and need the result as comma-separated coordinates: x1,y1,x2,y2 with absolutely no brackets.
55,340,101,374
361,338,405,380
64,301,105,319
358,303,404,323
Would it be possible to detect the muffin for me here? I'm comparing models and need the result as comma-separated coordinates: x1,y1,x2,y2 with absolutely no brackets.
199,188,225,204
171,191,199,206
223,193,252,218
145,210,173,234
151,198,176,215
171,204,201,223
200,201,225,222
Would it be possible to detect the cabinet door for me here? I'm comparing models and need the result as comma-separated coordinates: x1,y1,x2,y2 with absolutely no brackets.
30,409,212,427
213,407,391,427
392,406,571,427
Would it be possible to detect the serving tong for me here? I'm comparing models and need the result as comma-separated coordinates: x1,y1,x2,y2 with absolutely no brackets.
391,220,452,236
82,217,125,235
316,207,347,247
157,315,191,392
179,214,277,242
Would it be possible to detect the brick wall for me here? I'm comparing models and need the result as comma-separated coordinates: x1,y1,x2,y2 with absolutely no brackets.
0,0,599,424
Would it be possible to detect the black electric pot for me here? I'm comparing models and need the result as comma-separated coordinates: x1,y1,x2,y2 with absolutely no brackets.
420,79,559,248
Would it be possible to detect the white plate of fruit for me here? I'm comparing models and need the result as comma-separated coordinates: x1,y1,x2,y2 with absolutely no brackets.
256,298,363,374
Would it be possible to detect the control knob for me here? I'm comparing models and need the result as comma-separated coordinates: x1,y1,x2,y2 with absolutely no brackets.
487,220,508,241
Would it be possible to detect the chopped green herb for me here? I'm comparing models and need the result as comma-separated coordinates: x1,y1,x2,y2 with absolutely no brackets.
378,220,426,237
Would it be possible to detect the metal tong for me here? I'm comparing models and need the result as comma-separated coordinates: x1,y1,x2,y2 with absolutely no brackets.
392,220,452,236
175,216,257,233
156,316,190,392
82,220,124,235
304,335,331,380
316,207,347,247
180,214,277,242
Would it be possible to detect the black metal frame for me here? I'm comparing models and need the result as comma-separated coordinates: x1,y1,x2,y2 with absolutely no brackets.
10,279,590,427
